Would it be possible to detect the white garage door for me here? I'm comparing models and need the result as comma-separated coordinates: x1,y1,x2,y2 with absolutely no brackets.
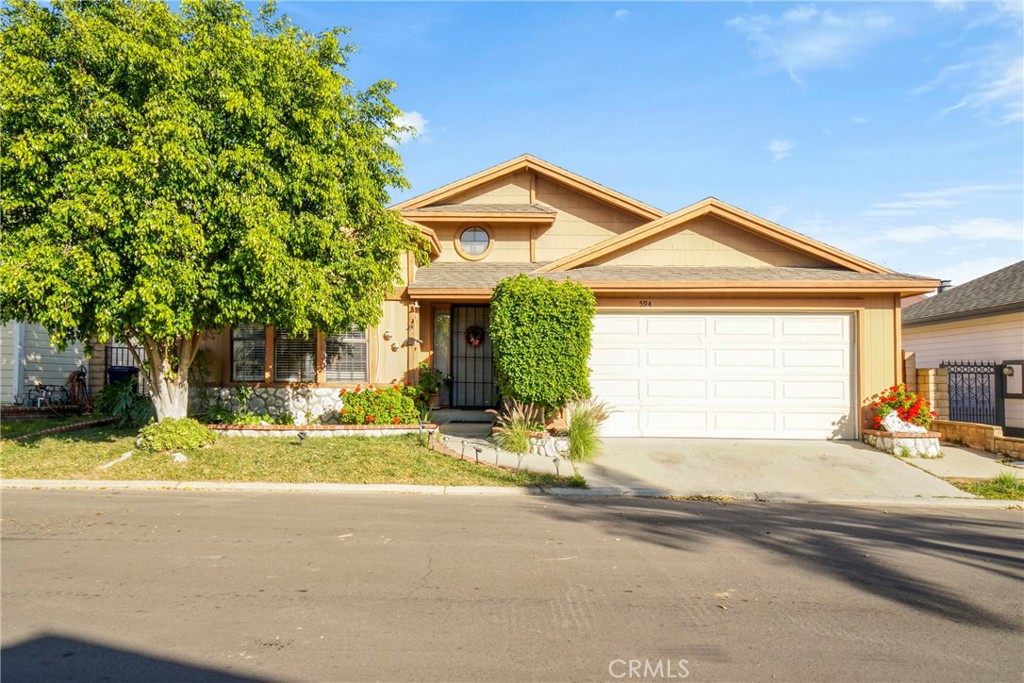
590,313,856,439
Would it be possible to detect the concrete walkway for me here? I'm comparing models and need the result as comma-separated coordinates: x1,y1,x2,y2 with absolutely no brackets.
579,438,975,502
905,444,1024,480
436,422,569,477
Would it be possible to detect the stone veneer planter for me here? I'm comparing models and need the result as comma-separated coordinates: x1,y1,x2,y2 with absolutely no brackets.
207,423,438,438
863,428,942,458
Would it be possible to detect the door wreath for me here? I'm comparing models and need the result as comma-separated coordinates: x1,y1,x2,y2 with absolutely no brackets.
465,325,485,348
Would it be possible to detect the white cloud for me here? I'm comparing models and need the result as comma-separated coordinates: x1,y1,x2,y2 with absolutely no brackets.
995,0,1024,20
941,56,1023,123
933,0,965,12
851,116,869,124
394,111,428,144
767,138,794,161
613,9,630,21
885,217,1024,243
940,255,1022,287
864,184,1019,216
727,7,896,83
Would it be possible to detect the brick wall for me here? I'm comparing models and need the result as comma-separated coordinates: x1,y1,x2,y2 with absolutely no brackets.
916,367,949,421
933,419,1024,458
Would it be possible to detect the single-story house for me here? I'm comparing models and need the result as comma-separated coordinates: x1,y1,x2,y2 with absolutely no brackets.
903,260,1024,436
0,322,89,405
193,155,938,439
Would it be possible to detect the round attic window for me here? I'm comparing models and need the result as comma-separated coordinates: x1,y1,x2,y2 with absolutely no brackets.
459,226,490,257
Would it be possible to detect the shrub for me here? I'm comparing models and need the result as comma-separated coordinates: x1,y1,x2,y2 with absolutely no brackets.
490,401,544,454
338,384,419,425
490,274,596,412
871,384,936,430
95,378,153,427
136,418,216,453
565,397,612,463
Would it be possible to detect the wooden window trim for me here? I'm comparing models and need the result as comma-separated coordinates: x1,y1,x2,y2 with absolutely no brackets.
452,223,494,261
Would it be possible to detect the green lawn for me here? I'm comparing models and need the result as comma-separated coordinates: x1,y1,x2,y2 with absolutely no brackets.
948,473,1024,501
1,426,582,488
1,415,108,440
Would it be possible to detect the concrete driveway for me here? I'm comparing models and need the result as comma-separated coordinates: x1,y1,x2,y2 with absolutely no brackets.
579,438,973,503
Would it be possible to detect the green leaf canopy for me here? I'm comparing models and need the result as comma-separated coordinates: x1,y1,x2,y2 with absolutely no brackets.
0,0,421,351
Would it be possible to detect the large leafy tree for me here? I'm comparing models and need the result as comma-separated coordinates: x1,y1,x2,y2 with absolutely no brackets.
1,0,423,420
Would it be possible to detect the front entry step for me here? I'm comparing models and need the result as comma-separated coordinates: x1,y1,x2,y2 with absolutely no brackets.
432,409,495,425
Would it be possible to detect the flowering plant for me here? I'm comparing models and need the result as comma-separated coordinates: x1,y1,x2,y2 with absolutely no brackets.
871,384,936,430
337,383,418,426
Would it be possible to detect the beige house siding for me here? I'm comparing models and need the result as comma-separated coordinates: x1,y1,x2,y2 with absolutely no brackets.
0,322,87,403
592,216,832,268
447,170,531,205
534,176,648,261
427,223,533,263
902,311,1024,367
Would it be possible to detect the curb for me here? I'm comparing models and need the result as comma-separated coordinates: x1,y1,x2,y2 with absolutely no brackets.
0,479,546,496
2,479,1021,507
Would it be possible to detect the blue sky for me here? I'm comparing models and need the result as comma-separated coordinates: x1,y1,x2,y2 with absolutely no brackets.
281,1,1023,286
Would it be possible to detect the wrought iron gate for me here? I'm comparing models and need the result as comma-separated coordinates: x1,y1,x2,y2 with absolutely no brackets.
941,360,1001,426
450,305,496,408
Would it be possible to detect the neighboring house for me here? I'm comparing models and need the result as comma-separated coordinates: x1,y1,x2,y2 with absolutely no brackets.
193,155,937,439
0,322,88,405
903,261,1024,435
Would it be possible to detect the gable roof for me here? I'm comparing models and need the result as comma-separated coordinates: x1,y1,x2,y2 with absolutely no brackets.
393,154,665,220
533,197,891,275
903,260,1024,326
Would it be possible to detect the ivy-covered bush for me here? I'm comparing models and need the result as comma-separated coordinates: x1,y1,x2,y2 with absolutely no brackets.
871,384,936,430
136,418,216,453
490,274,597,411
338,384,419,425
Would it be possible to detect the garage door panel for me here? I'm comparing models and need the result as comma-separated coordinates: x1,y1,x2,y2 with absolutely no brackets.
591,379,641,404
780,348,847,370
713,380,774,400
645,316,706,336
647,348,706,369
713,411,776,433
646,380,706,400
713,348,775,368
602,410,642,437
591,312,855,440
782,316,846,338
781,380,848,401
643,410,707,435
712,316,774,337
782,412,853,438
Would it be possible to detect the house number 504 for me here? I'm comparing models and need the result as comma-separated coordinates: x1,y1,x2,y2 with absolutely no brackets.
638,300,652,307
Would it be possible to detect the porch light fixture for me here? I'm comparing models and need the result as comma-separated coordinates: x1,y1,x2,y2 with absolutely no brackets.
382,329,393,341
1004,366,1015,377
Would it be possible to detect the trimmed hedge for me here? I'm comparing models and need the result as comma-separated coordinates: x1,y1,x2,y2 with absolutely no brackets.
490,274,596,411
338,384,420,425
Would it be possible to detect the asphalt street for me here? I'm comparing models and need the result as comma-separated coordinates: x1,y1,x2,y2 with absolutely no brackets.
2,490,1022,683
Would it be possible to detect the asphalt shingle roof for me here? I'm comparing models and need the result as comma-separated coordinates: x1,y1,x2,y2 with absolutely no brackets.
409,264,935,290
903,260,1024,325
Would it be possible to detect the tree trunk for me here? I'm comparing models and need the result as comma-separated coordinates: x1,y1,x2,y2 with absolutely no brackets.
134,333,200,422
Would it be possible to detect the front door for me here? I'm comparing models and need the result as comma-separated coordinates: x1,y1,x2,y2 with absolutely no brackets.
451,305,496,408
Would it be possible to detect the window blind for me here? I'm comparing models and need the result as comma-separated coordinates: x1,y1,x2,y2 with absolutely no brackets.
325,329,368,382
274,330,316,383
231,325,266,382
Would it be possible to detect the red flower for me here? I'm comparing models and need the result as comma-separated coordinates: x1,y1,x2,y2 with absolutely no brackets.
392,417,400,424
367,415,375,423
340,388,347,395
405,380,413,386
340,408,347,414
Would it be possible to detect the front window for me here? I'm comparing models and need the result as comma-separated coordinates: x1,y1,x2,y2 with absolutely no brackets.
325,329,368,382
274,330,316,383
231,325,266,382
459,226,490,256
